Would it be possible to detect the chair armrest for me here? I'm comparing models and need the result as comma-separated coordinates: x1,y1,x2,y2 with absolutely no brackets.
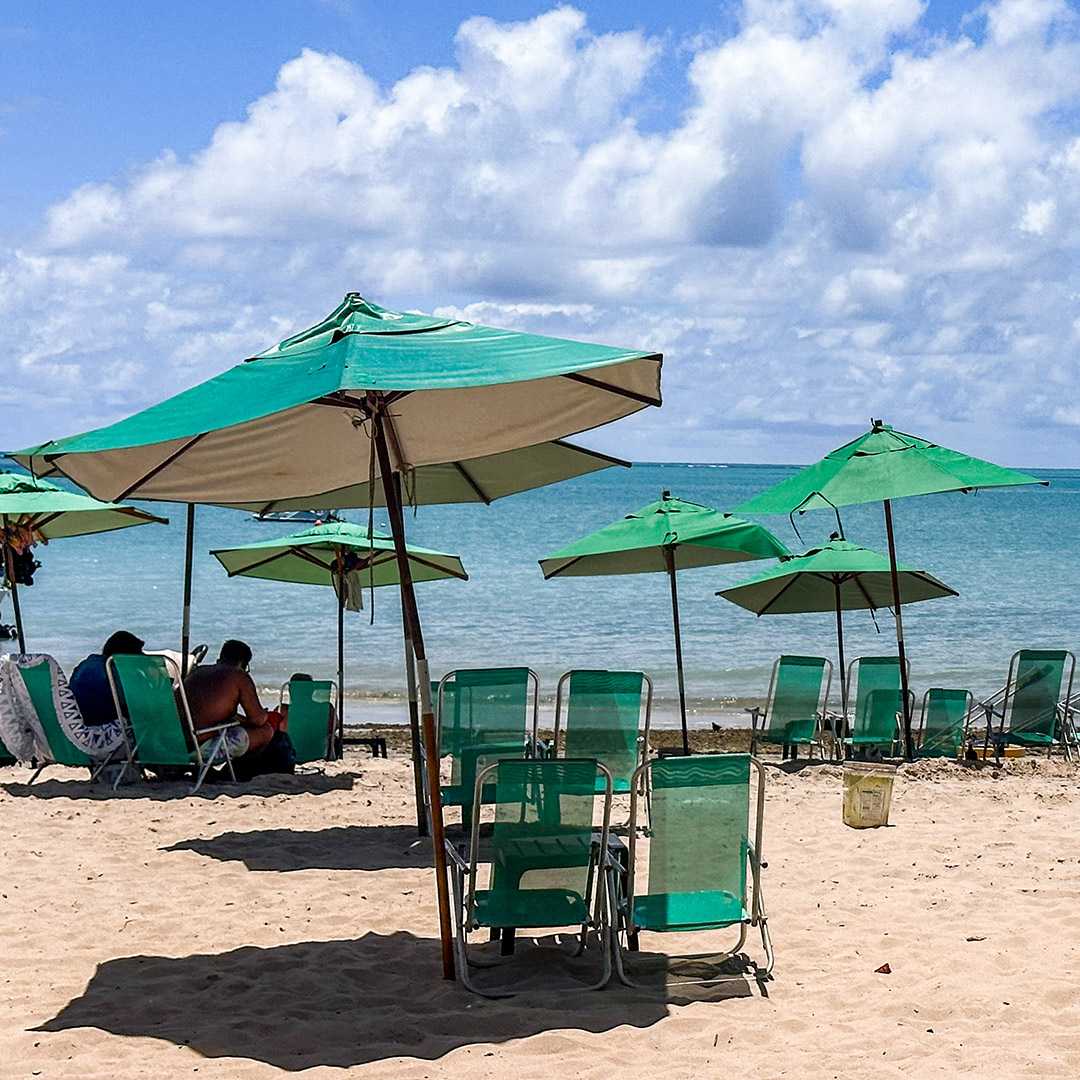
444,838,470,872
198,720,243,735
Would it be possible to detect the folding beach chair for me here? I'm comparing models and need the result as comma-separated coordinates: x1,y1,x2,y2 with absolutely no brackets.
446,756,614,996
107,654,240,793
611,752,772,986
17,656,94,782
279,678,335,764
435,667,539,829
747,655,832,761
916,688,972,758
842,656,908,758
984,649,1076,761
552,670,652,794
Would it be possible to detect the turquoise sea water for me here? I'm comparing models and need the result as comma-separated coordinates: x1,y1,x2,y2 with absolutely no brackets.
4,462,1078,727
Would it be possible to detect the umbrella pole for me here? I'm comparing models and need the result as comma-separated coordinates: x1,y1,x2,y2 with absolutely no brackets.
374,413,455,980
181,503,195,678
664,546,690,755
1,517,26,654
834,580,847,761
336,563,345,760
403,617,428,836
883,499,915,760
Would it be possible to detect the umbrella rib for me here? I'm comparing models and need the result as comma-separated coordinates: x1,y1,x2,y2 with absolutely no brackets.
540,555,585,579
405,552,469,580
218,549,306,576
451,462,490,505
549,439,632,469
559,369,662,407
755,575,806,616
112,433,209,501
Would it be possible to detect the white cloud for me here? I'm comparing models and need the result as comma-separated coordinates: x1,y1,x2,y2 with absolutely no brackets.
4,1,1080,464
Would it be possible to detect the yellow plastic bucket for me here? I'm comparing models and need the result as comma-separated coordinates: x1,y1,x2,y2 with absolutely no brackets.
842,762,896,828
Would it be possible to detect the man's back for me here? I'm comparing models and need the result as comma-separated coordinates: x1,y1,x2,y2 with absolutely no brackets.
184,663,248,731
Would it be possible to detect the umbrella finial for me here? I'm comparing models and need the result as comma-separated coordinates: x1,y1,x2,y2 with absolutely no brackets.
871,418,889,432
662,490,671,499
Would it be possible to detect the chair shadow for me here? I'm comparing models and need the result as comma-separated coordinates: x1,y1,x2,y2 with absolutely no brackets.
164,824,433,871
1,772,357,801
35,932,678,1070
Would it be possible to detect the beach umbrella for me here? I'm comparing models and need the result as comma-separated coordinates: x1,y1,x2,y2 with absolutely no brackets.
210,521,467,756
0,471,167,651
15,291,662,980
539,491,789,754
733,419,1045,758
716,537,958,720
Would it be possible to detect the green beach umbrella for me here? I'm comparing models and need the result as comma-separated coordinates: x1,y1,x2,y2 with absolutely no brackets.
211,521,467,757
540,491,790,754
0,471,167,651
734,419,1045,757
717,537,958,719
15,291,662,981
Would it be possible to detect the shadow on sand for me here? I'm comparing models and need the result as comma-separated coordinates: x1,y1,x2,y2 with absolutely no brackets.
32,931,749,1070
164,823,433,871
2,771,357,801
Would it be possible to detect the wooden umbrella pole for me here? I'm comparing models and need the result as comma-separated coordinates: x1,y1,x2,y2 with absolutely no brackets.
403,617,428,836
664,546,690,756
373,412,455,980
883,499,915,760
181,503,195,678
1,516,26,653
834,579,847,761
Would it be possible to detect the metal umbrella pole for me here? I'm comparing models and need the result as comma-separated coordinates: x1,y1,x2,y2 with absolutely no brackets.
180,503,195,678
883,499,915,760
335,552,346,759
663,545,691,755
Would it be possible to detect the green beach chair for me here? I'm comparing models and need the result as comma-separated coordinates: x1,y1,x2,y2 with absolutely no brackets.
436,667,539,829
280,678,334,764
985,649,1076,761
106,654,239,793
552,670,652,794
843,656,908,758
446,756,614,996
611,752,772,986
916,688,972,758
747,655,832,760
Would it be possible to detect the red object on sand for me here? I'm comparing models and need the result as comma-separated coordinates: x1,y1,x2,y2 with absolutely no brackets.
875,963,891,974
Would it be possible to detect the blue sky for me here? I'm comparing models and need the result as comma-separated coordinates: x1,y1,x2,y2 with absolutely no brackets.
3,0,1080,466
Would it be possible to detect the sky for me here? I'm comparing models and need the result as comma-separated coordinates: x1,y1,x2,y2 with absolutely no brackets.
2,0,1080,467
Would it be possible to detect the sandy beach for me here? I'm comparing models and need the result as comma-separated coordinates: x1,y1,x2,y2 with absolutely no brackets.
2,741,1078,1079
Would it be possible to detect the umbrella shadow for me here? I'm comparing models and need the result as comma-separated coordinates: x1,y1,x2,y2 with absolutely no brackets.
164,824,433,871
1,772,357,801
34,932,690,1070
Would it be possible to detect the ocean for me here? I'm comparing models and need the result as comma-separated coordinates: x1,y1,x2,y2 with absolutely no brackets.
5,462,1078,728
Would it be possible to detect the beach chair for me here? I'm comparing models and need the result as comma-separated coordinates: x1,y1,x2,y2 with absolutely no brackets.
106,654,240,793
747,655,832,760
17,656,94,782
611,752,772,986
983,650,1076,761
446,756,614,996
552,670,652,794
842,656,908,758
916,688,972,758
436,667,539,829
279,678,335,764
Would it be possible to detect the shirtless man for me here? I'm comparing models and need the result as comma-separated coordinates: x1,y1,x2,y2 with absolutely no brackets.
183,639,275,763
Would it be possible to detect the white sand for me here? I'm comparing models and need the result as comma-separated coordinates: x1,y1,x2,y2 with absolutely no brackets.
2,752,1079,1078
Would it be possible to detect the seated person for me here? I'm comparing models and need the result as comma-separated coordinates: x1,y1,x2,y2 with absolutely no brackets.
281,672,337,738
183,639,276,764
70,630,144,726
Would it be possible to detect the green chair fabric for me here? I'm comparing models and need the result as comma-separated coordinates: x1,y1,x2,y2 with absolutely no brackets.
449,756,613,995
0,735,15,766
917,688,972,758
615,752,772,984
19,657,91,770
107,654,236,793
998,649,1074,749
283,679,333,763
846,656,904,751
750,655,830,755
555,670,649,793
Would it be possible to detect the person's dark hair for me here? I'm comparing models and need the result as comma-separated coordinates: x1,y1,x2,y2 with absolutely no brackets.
102,630,144,657
218,639,252,667
290,672,313,682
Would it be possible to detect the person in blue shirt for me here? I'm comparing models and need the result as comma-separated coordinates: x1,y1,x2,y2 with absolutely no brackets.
70,630,144,726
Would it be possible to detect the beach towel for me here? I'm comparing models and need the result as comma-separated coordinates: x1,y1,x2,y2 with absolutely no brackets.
0,654,51,761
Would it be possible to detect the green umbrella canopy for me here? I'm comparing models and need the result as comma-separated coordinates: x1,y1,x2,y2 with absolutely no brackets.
539,493,790,578
717,538,958,615
210,521,467,587
15,293,661,508
733,421,1045,517
0,471,168,538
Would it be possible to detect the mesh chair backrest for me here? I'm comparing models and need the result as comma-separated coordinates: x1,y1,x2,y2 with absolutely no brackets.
435,678,460,757
110,654,191,766
562,670,643,787
646,754,749,905
1007,650,1068,739
768,656,827,742
19,659,89,767
489,758,599,906
286,679,332,763
443,668,530,787
852,656,901,737
920,688,969,756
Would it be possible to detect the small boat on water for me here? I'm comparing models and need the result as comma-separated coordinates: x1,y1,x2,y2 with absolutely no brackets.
252,509,344,524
